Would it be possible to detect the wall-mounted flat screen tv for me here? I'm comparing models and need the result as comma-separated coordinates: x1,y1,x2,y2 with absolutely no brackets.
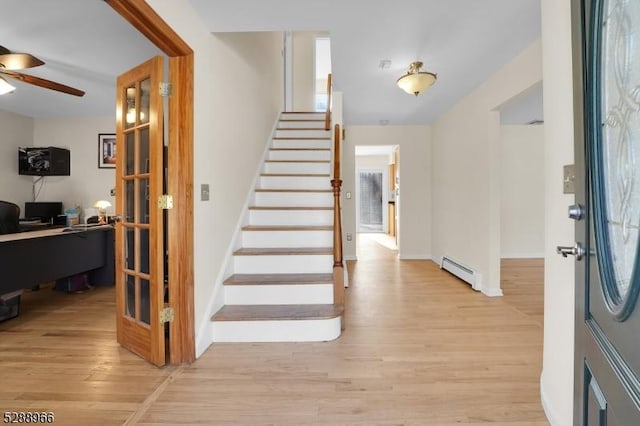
18,147,70,176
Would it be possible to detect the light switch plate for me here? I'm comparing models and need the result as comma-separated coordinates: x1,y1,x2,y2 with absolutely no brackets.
201,184,210,201
346,192,352,199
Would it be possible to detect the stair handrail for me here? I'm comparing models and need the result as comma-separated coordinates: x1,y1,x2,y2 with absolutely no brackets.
331,123,344,305
325,73,332,131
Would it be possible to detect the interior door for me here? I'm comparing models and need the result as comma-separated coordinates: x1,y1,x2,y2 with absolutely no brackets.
572,0,640,423
115,56,166,366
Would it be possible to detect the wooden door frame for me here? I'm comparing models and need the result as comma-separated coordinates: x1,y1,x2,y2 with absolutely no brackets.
106,0,195,364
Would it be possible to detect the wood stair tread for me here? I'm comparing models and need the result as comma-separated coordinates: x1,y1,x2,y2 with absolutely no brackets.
211,304,343,321
242,225,332,231
224,273,333,285
272,137,331,140
269,148,330,151
234,247,332,256
249,206,332,210
255,189,332,193
279,119,324,122
260,173,330,177
265,160,330,163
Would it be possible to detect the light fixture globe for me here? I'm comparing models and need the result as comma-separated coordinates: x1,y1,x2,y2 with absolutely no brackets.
397,61,437,96
0,76,16,95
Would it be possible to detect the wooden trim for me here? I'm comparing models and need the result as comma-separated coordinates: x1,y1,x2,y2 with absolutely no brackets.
105,0,192,56
107,0,195,364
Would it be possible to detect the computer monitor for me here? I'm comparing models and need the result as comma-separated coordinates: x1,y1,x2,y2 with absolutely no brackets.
24,202,63,223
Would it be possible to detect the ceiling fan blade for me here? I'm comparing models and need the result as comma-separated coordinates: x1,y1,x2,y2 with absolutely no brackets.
0,53,45,70
1,70,85,97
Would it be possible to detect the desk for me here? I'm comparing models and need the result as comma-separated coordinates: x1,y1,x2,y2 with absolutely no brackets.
0,226,114,295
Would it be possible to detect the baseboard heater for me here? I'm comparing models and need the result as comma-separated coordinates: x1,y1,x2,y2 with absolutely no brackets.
440,256,481,291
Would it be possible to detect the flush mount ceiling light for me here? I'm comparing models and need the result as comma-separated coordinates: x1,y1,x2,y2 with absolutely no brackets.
397,61,437,96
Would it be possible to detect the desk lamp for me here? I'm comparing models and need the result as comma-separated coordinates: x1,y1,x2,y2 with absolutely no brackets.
93,200,112,224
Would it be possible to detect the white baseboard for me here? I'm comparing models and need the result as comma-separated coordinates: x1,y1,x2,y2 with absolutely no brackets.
481,286,503,297
540,375,563,426
344,255,357,261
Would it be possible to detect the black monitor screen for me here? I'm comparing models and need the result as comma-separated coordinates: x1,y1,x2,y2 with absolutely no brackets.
24,202,63,222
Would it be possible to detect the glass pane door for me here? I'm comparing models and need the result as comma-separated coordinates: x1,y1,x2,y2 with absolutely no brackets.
115,56,165,367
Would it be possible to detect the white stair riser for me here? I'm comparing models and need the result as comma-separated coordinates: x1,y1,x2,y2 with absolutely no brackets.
264,162,330,175
212,317,341,342
242,230,333,248
260,176,330,190
249,210,333,226
269,150,330,161
224,284,333,305
272,139,331,149
278,121,326,129
275,129,330,138
233,254,333,274
254,192,333,207
281,113,325,121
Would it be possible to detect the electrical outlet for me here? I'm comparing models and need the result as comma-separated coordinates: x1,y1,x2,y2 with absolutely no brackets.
346,233,352,241
346,192,352,199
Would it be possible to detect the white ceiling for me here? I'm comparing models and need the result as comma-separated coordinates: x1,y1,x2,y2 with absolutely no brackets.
0,0,160,118
0,0,542,125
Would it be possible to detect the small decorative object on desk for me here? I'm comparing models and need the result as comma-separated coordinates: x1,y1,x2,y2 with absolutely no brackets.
93,200,111,225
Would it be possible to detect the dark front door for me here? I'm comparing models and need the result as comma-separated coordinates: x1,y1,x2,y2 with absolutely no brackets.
572,0,640,424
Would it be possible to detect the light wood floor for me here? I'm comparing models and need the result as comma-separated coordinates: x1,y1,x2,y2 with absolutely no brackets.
0,234,547,425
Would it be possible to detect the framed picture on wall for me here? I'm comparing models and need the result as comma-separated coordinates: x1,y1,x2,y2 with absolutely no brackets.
98,133,116,169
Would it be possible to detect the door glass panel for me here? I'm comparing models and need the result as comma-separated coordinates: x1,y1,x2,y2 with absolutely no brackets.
125,85,137,129
125,180,135,222
140,229,150,275
140,78,150,125
125,132,135,176
595,0,640,318
139,128,149,174
359,171,383,232
140,279,150,325
125,227,135,271
138,178,150,224
126,274,136,318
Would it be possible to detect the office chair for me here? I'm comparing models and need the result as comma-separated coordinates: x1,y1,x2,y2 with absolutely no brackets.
0,201,21,235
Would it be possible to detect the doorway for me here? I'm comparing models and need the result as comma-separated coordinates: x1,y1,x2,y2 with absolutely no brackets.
354,145,398,259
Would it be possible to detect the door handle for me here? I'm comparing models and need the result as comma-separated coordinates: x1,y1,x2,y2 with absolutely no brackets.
556,243,585,261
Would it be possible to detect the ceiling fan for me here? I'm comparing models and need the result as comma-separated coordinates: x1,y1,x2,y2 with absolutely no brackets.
0,45,85,97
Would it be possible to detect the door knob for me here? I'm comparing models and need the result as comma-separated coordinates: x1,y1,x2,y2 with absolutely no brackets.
556,243,585,261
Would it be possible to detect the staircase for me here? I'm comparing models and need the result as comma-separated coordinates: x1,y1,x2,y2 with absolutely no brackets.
211,112,343,342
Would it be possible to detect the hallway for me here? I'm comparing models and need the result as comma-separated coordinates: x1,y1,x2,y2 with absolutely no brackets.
138,234,547,425
0,234,546,425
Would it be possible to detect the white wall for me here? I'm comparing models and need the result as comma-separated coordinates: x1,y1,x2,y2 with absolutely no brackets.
343,126,431,260
149,0,284,358
0,110,33,209
292,31,316,111
32,117,116,217
500,125,545,258
431,41,542,296
540,0,575,424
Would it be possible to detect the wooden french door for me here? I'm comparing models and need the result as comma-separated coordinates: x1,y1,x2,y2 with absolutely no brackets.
115,56,166,366
572,0,640,423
